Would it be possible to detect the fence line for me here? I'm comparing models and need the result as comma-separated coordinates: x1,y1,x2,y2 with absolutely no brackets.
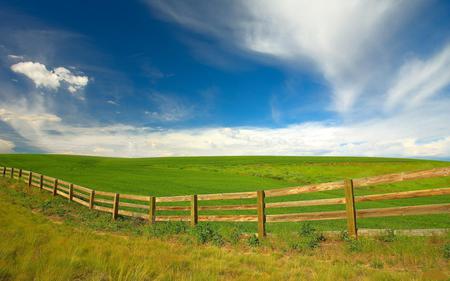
1,165,450,239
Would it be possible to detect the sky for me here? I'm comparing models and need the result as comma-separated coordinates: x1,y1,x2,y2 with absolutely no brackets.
0,0,449,159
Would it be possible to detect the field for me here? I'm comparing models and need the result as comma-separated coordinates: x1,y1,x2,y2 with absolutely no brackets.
1,178,449,281
0,154,449,233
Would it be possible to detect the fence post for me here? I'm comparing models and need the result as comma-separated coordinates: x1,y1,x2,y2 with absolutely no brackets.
69,183,73,201
11,167,14,179
39,175,43,190
344,179,358,239
19,169,22,180
2,166,5,177
39,175,44,189
112,193,119,220
257,190,266,238
191,194,198,226
149,196,156,224
89,190,95,209
53,179,58,196
28,172,33,187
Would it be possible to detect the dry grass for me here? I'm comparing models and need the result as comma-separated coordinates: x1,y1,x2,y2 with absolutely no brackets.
1,178,449,281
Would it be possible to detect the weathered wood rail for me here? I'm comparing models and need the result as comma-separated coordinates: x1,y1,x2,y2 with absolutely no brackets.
1,165,450,239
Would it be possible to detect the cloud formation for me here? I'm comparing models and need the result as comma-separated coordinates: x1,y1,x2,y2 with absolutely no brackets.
0,1,448,159
385,44,450,111
10,61,89,93
145,92,194,122
148,0,424,113
0,95,448,158
0,138,14,153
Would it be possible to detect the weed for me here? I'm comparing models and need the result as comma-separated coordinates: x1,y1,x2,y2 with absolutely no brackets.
340,230,351,242
1,177,450,280
247,234,260,247
378,229,396,242
347,239,363,253
211,232,225,247
444,243,450,259
190,223,224,245
225,226,243,245
286,222,326,251
370,260,384,269
299,222,316,236
289,233,325,251
147,221,188,238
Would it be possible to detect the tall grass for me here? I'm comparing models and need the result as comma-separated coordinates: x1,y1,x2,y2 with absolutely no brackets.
1,178,449,280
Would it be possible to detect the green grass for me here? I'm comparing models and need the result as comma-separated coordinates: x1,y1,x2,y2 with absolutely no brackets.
0,154,449,231
1,179,449,281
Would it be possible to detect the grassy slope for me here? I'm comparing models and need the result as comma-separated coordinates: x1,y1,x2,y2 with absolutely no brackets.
0,154,448,195
0,154,449,231
1,179,449,281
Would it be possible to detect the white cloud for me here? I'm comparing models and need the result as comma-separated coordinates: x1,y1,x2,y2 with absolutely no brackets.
0,108,61,123
53,67,89,93
385,43,450,111
8,54,24,60
107,100,118,106
0,139,15,153
148,0,421,113
0,97,448,158
10,61,88,93
145,92,193,122
1,2,449,158
10,61,60,89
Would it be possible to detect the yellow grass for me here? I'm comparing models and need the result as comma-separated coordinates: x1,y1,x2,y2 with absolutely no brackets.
1,179,449,280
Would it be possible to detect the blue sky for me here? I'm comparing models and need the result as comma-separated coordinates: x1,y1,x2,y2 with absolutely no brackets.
0,0,449,158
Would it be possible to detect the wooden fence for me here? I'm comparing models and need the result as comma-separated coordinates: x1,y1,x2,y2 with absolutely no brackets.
1,165,450,239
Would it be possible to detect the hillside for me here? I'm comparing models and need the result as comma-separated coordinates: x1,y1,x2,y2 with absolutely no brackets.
0,154,448,196
1,154,449,231
1,179,449,281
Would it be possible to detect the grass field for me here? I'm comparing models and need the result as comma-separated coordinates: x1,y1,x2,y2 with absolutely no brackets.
0,154,449,232
1,179,449,281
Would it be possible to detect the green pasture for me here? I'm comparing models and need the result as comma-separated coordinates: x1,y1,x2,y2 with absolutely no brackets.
0,154,449,231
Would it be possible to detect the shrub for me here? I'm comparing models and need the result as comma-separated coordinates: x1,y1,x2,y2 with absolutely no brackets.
444,243,450,259
378,229,396,242
287,240,301,251
147,221,188,238
347,239,363,252
370,260,384,269
247,234,260,247
340,230,351,242
299,222,316,236
191,223,224,245
289,232,325,251
211,232,225,247
226,226,243,245
287,222,326,251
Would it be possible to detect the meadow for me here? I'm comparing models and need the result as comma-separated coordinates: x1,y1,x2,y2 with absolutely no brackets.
0,178,449,281
0,154,449,232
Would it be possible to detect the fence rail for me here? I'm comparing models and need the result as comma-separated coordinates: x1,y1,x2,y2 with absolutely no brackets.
1,165,450,238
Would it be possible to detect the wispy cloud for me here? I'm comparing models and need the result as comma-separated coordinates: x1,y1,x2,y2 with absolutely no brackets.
0,1,448,159
107,100,118,106
385,43,450,111
0,95,448,157
0,138,15,153
0,108,60,122
141,63,173,83
7,54,24,60
145,92,194,122
148,1,424,112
